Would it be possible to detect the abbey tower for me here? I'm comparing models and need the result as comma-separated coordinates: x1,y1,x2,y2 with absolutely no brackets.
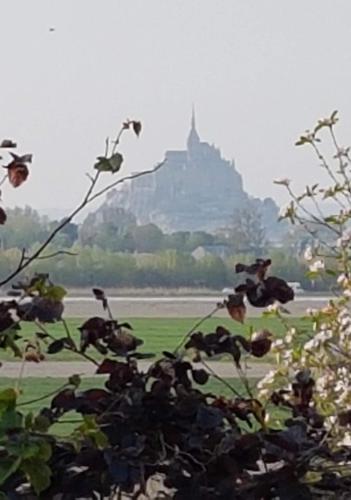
104,112,279,235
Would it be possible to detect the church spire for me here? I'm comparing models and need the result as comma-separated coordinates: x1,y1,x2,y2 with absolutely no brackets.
187,105,200,151
191,105,196,131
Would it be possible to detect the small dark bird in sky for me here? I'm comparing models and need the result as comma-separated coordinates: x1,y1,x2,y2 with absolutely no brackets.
49,27,55,32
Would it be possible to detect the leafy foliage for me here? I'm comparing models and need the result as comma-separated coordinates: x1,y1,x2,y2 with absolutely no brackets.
0,278,348,498
2,113,351,498
260,110,351,456
0,142,32,224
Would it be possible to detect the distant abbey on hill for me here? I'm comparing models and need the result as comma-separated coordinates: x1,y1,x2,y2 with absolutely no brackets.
105,111,280,235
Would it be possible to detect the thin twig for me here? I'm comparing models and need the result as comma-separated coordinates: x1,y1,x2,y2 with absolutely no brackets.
200,358,243,398
287,186,340,236
18,382,69,407
310,141,349,208
173,304,221,354
15,355,26,392
235,363,254,399
61,318,76,348
30,251,78,261
0,173,8,188
329,126,351,200
111,125,127,155
88,160,166,204
35,319,99,366
0,147,165,286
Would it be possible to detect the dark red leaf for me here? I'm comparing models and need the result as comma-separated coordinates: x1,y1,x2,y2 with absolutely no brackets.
0,207,7,225
264,276,294,304
239,277,294,308
18,297,64,323
118,322,133,330
338,410,351,426
132,121,142,137
51,388,76,410
250,330,273,357
81,389,110,402
92,288,105,301
235,259,271,280
10,153,32,163
192,368,209,385
105,331,143,355
47,338,65,354
6,161,29,188
35,332,50,340
0,139,17,148
105,363,135,390
79,317,107,352
162,351,177,360
226,293,246,323
96,359,123,374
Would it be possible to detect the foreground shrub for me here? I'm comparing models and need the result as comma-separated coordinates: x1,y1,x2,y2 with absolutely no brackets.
1,114,351,499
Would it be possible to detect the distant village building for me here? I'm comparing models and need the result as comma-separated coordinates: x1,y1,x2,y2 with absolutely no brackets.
191,245,232,261
103,111,282,237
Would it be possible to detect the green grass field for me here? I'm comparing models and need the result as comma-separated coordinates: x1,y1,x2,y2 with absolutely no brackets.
0,316,310,362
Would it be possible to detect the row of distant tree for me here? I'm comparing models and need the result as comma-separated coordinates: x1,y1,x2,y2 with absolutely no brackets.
0,244,329,291
0,206,330,289
0,205,270,255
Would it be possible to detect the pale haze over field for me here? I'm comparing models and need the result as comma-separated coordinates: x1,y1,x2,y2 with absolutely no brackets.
1,0,351,217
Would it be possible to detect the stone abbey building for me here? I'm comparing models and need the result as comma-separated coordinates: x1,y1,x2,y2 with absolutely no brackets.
104,111,279,235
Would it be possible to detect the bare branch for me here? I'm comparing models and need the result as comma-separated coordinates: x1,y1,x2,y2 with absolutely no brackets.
27,250,78,261
88,159,166,204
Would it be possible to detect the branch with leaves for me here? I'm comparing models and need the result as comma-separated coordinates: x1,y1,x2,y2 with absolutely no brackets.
1,113,351,498
0,120,165,287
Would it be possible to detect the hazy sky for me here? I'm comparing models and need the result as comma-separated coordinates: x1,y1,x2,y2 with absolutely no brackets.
1,0,351,217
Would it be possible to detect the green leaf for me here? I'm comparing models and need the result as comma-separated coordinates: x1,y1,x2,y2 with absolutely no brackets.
25,412,33,429
0,408,23,437
21,459,51,495
306,271,320,280
68,374,81,388
36,441,52,462
7,437,41,460
324,215,340,224
295,136,311,146
76,415,108,449
94,152,123,173
33,414,51,433
0,457,21,485
0,388,17,412
5,333,22,358
0,408,23,436
44,285,67,301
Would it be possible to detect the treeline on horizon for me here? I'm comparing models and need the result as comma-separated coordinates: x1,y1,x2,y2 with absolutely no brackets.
0,245,322,290
0,206,328,290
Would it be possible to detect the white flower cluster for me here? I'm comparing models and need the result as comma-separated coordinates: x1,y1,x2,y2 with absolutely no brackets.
334,366,351,406
257,369,279,399
338,308,351,346
315,370,336,401
336,229,351,249
304,328,333,351
303,246,314,262
309,259,325,273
